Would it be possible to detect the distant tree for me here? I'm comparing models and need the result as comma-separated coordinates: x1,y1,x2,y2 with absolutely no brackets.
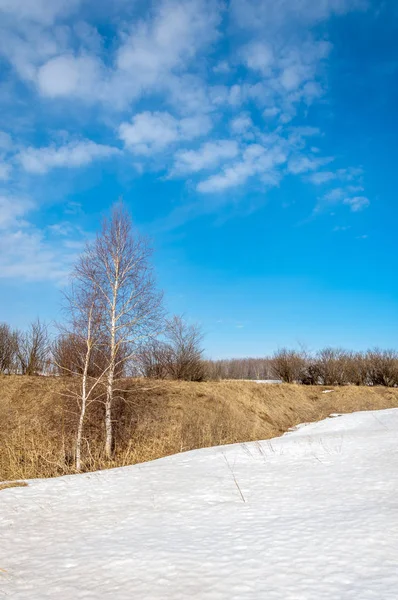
313,348,352,386
365,349,398,387
202,357,273,381
271,348,306,383
136,339,169,379
0,323,18,374
138,316,205,381
16,320,49,376
162,315,205,381
347,352,369,386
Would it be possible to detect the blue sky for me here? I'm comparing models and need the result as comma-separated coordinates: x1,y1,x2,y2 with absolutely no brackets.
0,0,397,358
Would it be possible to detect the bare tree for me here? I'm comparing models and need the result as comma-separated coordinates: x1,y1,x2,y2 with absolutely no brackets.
53,332,108,378
163,315,205,381
16,319,49,375
136,339,169,379
271,348,306,383
365,349,398,387
347,352,369,386
0,323,18,374
138,316,205,381
312,348,352,386
74,203,163,458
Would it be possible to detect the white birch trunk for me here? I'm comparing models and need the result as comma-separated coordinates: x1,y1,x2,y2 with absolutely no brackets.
75,311,92,472
105,281,117,459
75,398,86,472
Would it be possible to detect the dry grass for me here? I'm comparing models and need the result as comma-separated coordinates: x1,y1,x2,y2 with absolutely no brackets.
1,374,398,481
0,481,28,491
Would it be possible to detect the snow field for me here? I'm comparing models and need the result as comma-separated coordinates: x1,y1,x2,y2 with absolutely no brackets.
1,408,398,599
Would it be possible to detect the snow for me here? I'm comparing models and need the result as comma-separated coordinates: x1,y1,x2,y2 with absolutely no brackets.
1,408,398,600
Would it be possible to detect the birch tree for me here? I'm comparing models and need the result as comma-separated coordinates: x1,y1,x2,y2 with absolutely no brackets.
75,204,163,458
56,283,106,472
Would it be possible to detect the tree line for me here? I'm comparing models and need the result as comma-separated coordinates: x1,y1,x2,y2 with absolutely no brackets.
204,349,398,387
3,330,396,389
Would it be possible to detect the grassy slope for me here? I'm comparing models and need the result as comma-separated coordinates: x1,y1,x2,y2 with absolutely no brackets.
1,375,398,481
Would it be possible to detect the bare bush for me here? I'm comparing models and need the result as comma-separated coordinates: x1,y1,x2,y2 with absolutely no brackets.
162,316,205,381
271,349,307,383
345,352,369,386
365,349,398,387
137,316,205,381
136,340,169,379
53,333,109,378
16,320,49,376
312,348,352,386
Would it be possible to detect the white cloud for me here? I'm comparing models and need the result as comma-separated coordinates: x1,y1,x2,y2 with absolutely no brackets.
0,229,70,281
1,0,223,111
230,0,367,30
48,222,72,236
0,0,369,226
238,38,333,124
241,42,274,74
230,114,253,134
318,188,370,212
280,66,302,91
310,166,365,187
0,195,33,228
173,140,239,174
288,155,333,175
0,162,11,180
333,225,351,232
213,60,231,73
19,140,120,174
37,54,103,99
263,107,280,118
323,188,346,202
337,167,364,181
119,111,212,155
198,143,286,193
119,112,178,154
344,196,370,212
165,74,218,115
117,0,221,77
0,24,59,81
0,0,80,24
0,193,82,281
0,131,12,150
178,114,213,138
290,126,321,138
0,0,82,84
309,171,336,184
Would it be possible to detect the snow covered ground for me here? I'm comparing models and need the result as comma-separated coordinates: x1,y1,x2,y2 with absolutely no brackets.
1,409,398,599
